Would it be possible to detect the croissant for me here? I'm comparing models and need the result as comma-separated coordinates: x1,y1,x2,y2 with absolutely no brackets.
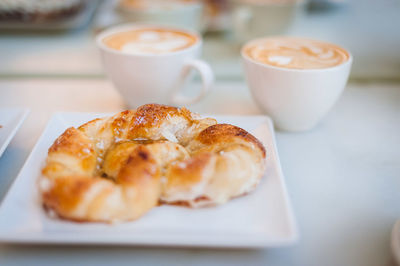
39,104,266,223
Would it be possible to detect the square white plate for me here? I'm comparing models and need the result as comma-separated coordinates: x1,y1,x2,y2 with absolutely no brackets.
0,113,298,248
0,108,29,157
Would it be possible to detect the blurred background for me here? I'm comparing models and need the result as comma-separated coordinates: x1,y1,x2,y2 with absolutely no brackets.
0,3,399,265
0,0,399,81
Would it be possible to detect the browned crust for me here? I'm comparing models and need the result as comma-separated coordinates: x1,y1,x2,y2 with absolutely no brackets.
48,127,96,162
132,104,179,127
42,176,108,213
49,127,89,154
127,104,192,137
110,110,135,137
41,104,267,223
196,124,266,158
117,146,160,186
77,104,198,140
45,127,96,173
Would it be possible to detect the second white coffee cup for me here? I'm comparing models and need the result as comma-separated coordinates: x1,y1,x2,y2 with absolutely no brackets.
242,37,353,131
97,24,213,108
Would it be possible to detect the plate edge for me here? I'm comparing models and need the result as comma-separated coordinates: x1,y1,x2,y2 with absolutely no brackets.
267,118,300,243
0,108,30,157
0,113,299,246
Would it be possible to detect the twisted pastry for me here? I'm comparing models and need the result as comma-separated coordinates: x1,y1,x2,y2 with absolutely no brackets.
39,104,266,223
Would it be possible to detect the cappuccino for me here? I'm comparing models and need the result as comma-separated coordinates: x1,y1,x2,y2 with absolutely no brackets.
103,28,198,55
243,37,349,69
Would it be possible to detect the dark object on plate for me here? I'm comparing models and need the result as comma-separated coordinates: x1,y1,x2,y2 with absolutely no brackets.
0,0,85,23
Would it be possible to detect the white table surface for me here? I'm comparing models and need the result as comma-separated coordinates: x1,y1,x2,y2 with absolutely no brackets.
1,0,400,80
0,78,399,266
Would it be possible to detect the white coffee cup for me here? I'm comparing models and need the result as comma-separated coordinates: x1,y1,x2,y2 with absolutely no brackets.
242,37,353,131
96,24,213,108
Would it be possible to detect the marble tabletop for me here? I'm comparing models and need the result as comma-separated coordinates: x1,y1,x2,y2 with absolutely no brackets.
0,78,399,265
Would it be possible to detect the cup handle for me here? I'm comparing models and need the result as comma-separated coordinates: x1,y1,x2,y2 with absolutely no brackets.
170,59,214,106
233,6,253,33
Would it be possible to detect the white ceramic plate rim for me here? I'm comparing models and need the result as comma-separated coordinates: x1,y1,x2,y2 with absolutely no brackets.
0,112,298,248
0,108,30,157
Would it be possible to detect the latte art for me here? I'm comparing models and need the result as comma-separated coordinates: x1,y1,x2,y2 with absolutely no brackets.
103,28,198,55
244,37,349,69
